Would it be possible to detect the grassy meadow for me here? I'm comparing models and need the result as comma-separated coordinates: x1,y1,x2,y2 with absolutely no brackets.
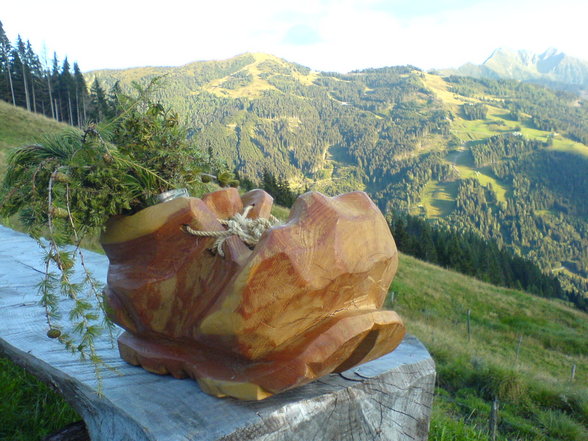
392,255,588,441
0,100,67,176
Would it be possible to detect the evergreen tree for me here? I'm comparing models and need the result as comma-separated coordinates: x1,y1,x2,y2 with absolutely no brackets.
388,211,584,311
0,20,15,105
73,62,88,126
51,52,61,120
25,40,42,113
88,78,109,122
259,169,298,207
15,35,30,111
9,45,26,108
57,57,74,124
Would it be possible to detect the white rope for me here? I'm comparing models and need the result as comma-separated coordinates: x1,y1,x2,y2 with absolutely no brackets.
184,205,281,257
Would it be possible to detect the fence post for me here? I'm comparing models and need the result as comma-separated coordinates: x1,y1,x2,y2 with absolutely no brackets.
466,309,471,342
489,397,499,441
515,334,523,366
389,291,396,305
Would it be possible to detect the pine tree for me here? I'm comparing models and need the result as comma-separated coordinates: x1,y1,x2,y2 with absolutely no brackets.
261,169,280,200
58,57,74,124
0,20,15,105
15,35,31,111
89,78,109,122
390,215,409,251
9,46,26,108
73,62,88,126
25,40,42,114
0,24,90,122
51,52,61,120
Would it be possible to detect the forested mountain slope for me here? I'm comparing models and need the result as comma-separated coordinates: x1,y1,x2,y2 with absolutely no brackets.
87,53,588,296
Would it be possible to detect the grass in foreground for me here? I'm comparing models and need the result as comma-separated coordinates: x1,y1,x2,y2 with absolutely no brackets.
0,100,67,150
391,254,588,441
0,100,67,176
0,358,79,440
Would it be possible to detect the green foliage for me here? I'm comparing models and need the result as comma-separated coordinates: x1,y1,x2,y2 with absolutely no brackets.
461,103,487,120
88,78,113,122
536,410,588,441
429,404,490,441
258,169,298,207
219,71,253,90
446,75,588,144
1,87,214,222
470,133,543,167
0,89,217,367
216,170,239,187
110,99,210,201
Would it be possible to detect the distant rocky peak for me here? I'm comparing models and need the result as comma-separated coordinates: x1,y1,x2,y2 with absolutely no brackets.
517,49,538,66
448,47,588,94
540,47,563,59
536,49,565,73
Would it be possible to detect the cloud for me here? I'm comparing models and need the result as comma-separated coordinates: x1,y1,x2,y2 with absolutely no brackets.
275,0,588,71
1,0,587,72
283,25,322,46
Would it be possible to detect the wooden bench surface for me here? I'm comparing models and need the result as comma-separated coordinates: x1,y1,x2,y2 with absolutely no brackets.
0,226,435,441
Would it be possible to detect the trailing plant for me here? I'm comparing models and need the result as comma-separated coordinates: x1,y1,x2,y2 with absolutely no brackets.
0,83,226,371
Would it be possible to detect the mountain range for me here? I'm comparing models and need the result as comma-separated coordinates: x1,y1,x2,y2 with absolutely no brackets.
87,52,588,296
442,48,588,96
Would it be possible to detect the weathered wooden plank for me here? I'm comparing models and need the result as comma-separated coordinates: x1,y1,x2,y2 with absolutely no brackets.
0,226,435,441
43,421,90,441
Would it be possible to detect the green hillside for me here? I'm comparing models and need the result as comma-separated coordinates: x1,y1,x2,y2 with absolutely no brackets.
88,54,588,297
2,251,586,440
395,254,587,441
0,99,68,175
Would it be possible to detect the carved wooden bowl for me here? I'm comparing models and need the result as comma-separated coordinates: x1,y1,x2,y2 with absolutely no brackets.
101,188,405,400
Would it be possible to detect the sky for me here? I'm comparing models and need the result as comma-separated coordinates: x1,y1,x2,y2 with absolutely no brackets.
2,0,587,73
